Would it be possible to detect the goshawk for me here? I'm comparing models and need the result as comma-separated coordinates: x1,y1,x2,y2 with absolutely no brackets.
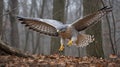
17,6,111,51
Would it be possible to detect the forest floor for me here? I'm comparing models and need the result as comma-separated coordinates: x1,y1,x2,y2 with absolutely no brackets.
0,54,120,67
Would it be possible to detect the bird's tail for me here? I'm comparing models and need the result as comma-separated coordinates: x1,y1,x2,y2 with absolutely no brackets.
75,34,94,47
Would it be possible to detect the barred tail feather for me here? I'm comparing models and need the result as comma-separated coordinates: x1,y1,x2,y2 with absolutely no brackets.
75,34,94,47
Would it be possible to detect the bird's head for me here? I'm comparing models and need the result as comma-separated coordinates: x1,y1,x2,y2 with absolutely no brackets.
57,25,67,33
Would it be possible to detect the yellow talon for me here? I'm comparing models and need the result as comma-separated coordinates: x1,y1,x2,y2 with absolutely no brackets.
59,44,64,51
67,40,73,46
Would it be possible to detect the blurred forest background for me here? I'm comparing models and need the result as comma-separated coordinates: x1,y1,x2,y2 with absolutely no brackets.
0,0,120,58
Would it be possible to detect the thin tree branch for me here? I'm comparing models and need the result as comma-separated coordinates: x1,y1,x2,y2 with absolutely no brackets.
0,2,27,18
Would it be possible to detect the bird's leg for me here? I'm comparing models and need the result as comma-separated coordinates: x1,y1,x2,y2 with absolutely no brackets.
67,40,73,46
59,38,65,51
67,34,78,46
59,44,64,51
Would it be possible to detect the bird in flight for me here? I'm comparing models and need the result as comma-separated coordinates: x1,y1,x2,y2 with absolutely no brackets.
17,6,112,51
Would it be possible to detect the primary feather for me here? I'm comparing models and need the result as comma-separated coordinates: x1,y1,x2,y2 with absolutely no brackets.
71,7,112,31
17,16,64,36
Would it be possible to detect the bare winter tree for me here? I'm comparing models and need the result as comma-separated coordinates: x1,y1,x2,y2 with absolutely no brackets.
0,0,3,39
9,0,20,48
83,0,104,57
51,0,65,54
1,0,120,58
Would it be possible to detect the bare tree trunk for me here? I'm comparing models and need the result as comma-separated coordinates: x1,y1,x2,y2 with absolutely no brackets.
53,0,65,24
51,0,65,54
24,0,38,53
9,0,20,48
0,0,3,39
83,0,104,58
33,0,46,54
101,0,117,56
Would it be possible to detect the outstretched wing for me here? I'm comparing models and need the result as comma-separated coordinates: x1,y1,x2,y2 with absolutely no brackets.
17,16,64,36
71,6,112,31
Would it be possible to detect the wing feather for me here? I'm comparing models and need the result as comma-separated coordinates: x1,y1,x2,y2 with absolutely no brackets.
71,6,112,31
17,16,64,36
